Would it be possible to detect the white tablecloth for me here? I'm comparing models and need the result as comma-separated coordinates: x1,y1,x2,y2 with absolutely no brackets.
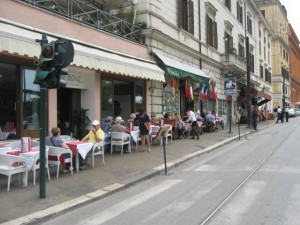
20,151,39,170
0,146,13,154
77,142,94,159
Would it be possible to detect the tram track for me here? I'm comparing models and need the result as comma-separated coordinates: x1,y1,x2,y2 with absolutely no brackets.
199,122,300,225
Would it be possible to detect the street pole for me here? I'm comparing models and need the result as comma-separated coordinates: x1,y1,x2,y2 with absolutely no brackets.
283,68,286,122
246,37,252,128
39,87,46,198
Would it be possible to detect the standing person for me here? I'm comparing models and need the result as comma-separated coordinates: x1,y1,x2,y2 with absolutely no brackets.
276,106,283,123
252,105,259,130
80,120,104,170
186,109,200,140
46,127,72,173
285,106,289,122
138,108,151,152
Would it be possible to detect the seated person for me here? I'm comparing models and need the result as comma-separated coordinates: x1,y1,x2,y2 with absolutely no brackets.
174,113,185,139
205,111,215,122
80,120,104,170
111,116,129,150
163,112,173,125
126,113,136,131
46,127,72,173
150,113,159,125
102,116,113,142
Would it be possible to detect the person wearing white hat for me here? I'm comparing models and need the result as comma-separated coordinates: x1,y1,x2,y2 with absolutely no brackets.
80,119,104,169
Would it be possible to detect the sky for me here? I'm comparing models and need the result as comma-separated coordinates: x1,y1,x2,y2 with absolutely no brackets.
279,0,300,39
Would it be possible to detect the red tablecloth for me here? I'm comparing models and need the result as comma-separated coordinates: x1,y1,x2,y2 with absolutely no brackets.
6,150,38,156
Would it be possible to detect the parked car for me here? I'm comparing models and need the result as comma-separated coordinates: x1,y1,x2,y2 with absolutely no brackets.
289,108,295,117
295,108,300,117
288,108,300,117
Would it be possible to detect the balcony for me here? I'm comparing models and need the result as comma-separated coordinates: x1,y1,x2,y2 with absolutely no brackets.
220,54,246,75
21,0,145,44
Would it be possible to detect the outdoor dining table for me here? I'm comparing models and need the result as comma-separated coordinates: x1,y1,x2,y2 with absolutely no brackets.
65,141,94,172
0,146,13,154
6,149,39,171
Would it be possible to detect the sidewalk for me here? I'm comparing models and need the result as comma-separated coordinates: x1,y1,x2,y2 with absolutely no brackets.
0,120,275,224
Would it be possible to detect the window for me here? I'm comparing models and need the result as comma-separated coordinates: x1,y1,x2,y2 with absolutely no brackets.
260,65,264,79
238,43,244,58
259,41,261,55
261,10,265,17
264,68,268,82
247,15,252,35
178,0,194,35
23,69,40,131
237,2,243,24
224,32,233,54
250,53,254,72
225,0,231,10
206,15,218,49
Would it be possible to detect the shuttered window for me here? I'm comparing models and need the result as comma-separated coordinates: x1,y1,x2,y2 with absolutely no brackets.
178,0,194,35
225,0,231,10
206,15,218,49
224,32,233,54
237,2,243,24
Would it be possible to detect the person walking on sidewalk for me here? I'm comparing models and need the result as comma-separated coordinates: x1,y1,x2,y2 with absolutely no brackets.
186,109,200,140
285,106,289,122
138,108,151,152
276,106,283,123
252,105,259,130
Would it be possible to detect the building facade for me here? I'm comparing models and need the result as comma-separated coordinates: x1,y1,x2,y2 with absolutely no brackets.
137,0,273,123
0,0,164,139
288,24,300,106
256,0,290,110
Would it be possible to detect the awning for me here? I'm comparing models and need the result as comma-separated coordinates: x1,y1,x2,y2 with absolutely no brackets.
0,21,165,82
255,90,272,106
153,52,209,82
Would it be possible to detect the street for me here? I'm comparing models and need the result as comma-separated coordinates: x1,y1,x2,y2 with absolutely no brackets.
42,117,300,225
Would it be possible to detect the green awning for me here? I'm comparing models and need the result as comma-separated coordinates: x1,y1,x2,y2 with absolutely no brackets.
153,52,210,83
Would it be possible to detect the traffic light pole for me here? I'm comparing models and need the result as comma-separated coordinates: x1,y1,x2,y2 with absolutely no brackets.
39,87,47,198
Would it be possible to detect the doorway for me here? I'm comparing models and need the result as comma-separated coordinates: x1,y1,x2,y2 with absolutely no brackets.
57,88,81,135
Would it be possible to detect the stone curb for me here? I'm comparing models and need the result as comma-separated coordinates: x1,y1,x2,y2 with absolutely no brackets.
3,123,275,225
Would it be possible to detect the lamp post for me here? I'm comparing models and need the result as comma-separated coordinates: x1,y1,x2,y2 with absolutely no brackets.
282,67,286,122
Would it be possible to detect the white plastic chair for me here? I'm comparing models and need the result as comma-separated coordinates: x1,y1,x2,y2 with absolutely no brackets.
47,146,73,179
91,141,105,168
0,154,28,191
151,126,160,144
164,125,173,144
110,132,131,155
29,146,51,186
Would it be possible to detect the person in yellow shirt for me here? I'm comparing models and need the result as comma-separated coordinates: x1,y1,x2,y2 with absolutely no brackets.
80,120,104,170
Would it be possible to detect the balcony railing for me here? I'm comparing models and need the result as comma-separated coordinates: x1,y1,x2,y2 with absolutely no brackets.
21,0,145,44
220,54,246,73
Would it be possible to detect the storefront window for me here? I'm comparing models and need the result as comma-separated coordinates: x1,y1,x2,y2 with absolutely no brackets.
135,84,144,112
101,80,113,118
23,69,40,130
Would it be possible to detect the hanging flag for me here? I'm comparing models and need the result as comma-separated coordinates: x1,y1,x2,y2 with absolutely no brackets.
200,83,208,101
175,78,179,94
189,81,194,100
209,78,217,100
170,79,175,95
185,78,190,98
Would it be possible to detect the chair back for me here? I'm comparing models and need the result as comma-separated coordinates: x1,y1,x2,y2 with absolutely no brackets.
92,141,104,156
110,132,130,143
0,154,26,170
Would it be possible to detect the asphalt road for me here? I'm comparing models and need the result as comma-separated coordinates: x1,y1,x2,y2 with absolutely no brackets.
42,118,300,225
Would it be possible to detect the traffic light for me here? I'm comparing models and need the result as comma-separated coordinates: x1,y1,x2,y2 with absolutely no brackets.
34,34,74,89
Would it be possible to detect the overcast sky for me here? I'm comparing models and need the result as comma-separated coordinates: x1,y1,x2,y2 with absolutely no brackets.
280,0,300,39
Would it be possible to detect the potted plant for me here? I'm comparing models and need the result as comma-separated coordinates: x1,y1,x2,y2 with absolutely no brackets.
229,47,237,55
72,108,91,139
